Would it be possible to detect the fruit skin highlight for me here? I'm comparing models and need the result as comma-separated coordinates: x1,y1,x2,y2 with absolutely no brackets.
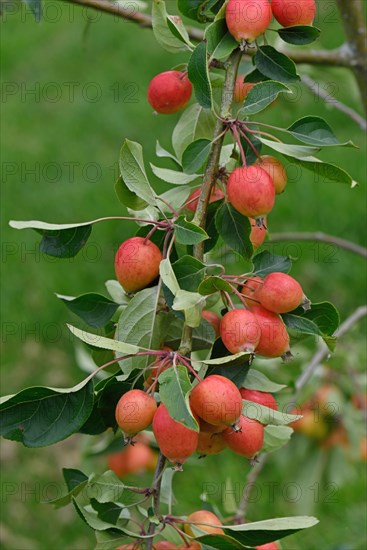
227,166,275,224
226,0,273,42
190,375,243,427
272,0,316,27
249,217,268,249
184,510,224,537
147,71,192,114
257,272,307,313
115,236,162,293
255,155,287,194
115,389,157,436
152,404,199,465
251,305,290,358
220,309,260,354
223,415,264,458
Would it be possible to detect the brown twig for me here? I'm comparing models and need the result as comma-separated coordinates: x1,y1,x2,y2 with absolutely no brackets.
146,452,167,550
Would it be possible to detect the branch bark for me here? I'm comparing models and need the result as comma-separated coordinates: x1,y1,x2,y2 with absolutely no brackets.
281,44,353,67
336,0,367,113
268,231,367,258
146,452,167,550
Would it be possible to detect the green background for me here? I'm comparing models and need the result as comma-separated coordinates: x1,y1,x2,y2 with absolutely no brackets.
1,1,366,549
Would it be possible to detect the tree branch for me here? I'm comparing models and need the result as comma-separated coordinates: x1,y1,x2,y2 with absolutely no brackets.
281,44,353,68
336,0,367,113
268,231,367,258
61,0,204,41
301,74,367,131
146,452,167,550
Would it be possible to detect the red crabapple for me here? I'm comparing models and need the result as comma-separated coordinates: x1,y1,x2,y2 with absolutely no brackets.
251,305,291,358
240,388,278,411
147,71,192,114
186,186,224,212
190,375,243,427
249,217,268,249
272,0,316,27
241,276,263,307
257,272,310,313
220,309,260,354
226,0,273,42
223,415,264,458
234,77,255,102
115,237,162,293
115,389,157,436
196,431,227,455
255,155,287,194
201,310,221,337
184,510,224,536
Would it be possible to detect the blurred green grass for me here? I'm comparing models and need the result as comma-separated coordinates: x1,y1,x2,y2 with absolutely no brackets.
1,2,366,549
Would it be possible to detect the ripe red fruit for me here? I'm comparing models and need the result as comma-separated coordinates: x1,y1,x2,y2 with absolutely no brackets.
255,542,280,550
240,388,278,411
178,543,202,550
201,310,221,337
147,71,192,114
223,415,264,458
184,510,224,536
153,542,179,550
255,155,287,194
108,441,157,478
257,272,308,313
220,309,260,354
226,0,273,42
198,417,227,433
227,166,275,225
197,431,227,455
290,408,328,440
241,276,263,307
115,237,162,293
186,186,224,212
234,77,255,102
190,375,243,427
249,217,267,249
152,404,199,465
115,389,157,436
251,305,290,358
272,0,316,27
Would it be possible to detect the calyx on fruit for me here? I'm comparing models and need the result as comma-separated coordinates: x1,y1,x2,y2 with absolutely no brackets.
147,70,192,114
256,272,310,313
115,236,162,293
249,217,268,249
223,415,264,458
220,309,260,354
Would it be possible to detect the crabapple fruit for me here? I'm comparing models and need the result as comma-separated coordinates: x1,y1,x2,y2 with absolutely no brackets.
240,388,278,410
190,375,243,427
152,404,199,465
234,77,255,102
147,71,192,114
108,441,157,477
186,186,224,212
198,417,227,433
227,166,275,226
184,510,224,536
220,309,260,354
241,276,263,307
153,542,179,550
223,415,264,458
255,155,287,194
178,543,202,550
201,310,221,337
115,237,162,293
251,305,290,358
272,0,316,27
249,217,268,249
257,272,309,313
115,389,157,436
290,408,328,440
197,431,227,455
226,0,273,42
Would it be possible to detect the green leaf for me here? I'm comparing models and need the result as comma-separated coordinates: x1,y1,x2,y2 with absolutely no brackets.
282,155,358,186
242,400,302,426
255,45,300,83
119,139,157,206
160,258,180,295
56,293,119,328
0,379,94,448
205,18,238,60
262,425,293,453
177,0,203,22
221,516,319,546
87,470,125,504
115,287,161,375
198,275,233,295
155,140,180,164
244,369,286,393
205,352,252,366
282,313,336,351
188,41,213,109
299,301,339,336
163,313,216,350
204,200,221,253
105,280,129,305
158,186,191,213
158,365,198,430
278,25,321,45
67,324,141,355
256,137,320,159
115,175,148,210
244,69,270,83
240,81,291,116
9,219,92,258
172,289,206,327
174,215,209,245
182,138,212,174
215,203,253,260
47,469,88,508
172,103,216,161
150,164,199,184
152,0,192,53
24,0,42,22
252,251,291,276
72,498,133,533
194,533,248,549
287,116,357,147
172,255,206,291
